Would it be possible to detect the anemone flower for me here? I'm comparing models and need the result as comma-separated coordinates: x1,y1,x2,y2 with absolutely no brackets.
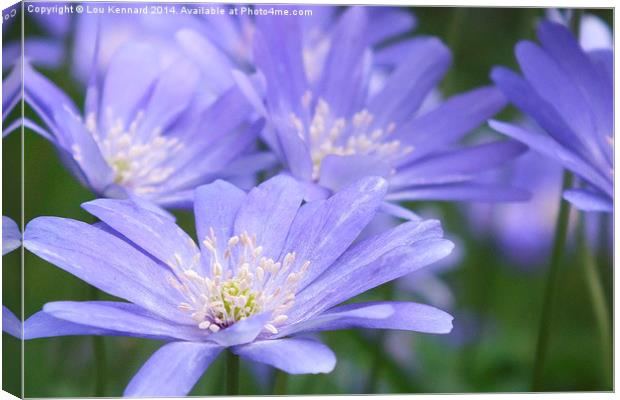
490,21,613,212
2,216,21,338
237,7,528,219
24,175,454,397
24,40,269,208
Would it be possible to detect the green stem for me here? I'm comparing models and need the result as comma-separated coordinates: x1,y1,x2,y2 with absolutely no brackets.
272,369,288,395
578,215,612,389
90,286,107,396
225,350,240,395
531,171,573,391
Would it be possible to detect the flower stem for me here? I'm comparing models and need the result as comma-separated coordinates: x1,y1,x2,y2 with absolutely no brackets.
578,215,612,389
90,286,107,396
225,350,240,395
531,171,572,391
272,369,288,395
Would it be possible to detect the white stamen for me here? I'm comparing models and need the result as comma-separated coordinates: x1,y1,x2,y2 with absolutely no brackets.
83,109,183,195
289,94,413,180
170,229,310,335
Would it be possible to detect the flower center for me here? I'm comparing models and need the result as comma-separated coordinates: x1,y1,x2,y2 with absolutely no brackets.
170,229,310,334
83,110,184,195
290,92,414,180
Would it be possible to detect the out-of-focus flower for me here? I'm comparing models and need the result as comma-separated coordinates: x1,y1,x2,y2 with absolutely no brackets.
490,21,613,212
3,65,21,137
3,2,70,71
468,147,564,267
240,7,528,218
24,41,269,208
546,10,613,51
71,9,215,85
2,216,21,338
189,5,416,80
24,175,454,397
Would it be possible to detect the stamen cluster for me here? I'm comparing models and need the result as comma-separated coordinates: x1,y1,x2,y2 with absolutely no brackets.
82,109,184,194
290,92,414,180
170,228,310,335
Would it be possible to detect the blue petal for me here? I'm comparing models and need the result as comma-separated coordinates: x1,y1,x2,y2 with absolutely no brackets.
232,338,336,374
396,86,506,159
25,310,122,340
392,140,527,189
41,301,208,342
318,154,392,193
194,179,246,264
563,188,613,213
2,216,20,255
281,176,388,290
386,182,531,203
24,217,188,324
209,312,272,347
292,219,452,320
234,175,303,260
286,301,453,335
176,29,237,93
124,342,223,397
82,198,201,275
2,306,21,338
369,36,451,127
489,120,612,197
100,42,162,133
316,6,370,117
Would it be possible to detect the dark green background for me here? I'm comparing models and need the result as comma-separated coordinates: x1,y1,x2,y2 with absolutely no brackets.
2,4,613,397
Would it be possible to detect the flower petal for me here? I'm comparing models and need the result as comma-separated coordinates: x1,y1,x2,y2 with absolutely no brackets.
23,217,188,323
489,120,612,197
82,198,200,274
24,310,121,340
2,216,20,255
563,188,613,213
124,342,223,397
100,42,162,132
287,301,453,335
396,86,506,159
209,312,272,347
386,182,531,202
281,176,388,289
318,154,392,193
293,219,453,320
392,140,527,189
369,36,451,127
233,338,336,374
194,179,246,260
234,175,303,260
42,301,208,341
2,306,21,338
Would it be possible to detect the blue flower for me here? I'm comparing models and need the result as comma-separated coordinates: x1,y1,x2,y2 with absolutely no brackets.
238,7,528,217
24,41,269,208
490,21,613,212
4,2,70,71
24,175,454,396
2,216,21,338
189,5,417,79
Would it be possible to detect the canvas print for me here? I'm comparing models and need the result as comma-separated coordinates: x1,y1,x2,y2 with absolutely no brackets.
1,1,614,397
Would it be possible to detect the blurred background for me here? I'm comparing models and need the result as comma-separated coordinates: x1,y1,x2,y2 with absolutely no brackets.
2,3,614,396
